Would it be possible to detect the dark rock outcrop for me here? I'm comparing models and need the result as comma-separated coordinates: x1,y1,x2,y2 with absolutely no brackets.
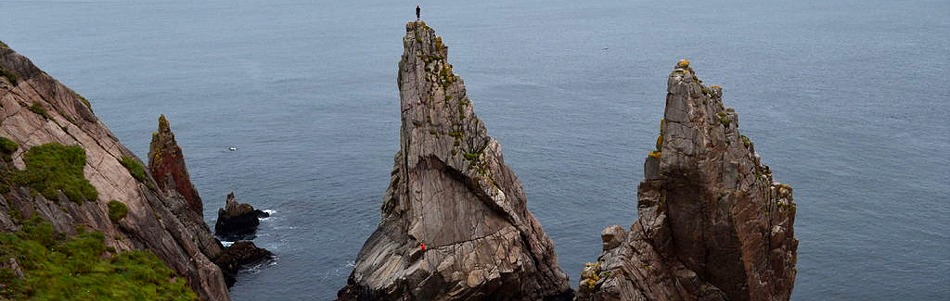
575,60,798,301
213,241,275,287
214,192,268,240
0,41,229,300
149,114,203,216
336,21,573,301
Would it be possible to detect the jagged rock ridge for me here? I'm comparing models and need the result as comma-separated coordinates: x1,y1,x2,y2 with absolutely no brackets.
0,41,229,300
575,60,798,301
337,21,573,301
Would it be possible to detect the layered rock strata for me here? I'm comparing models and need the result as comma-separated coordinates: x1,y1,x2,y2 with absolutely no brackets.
214,192,269,240
0,41,229,300
575,60,798,301
337,21,573,301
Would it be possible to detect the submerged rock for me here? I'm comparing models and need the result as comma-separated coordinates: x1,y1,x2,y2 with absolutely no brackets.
337,21,573,301
214,192,268,240
575,62,798,301
213,241,274,287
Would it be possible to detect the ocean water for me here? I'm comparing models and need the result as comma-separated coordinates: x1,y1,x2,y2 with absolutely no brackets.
2,0,948,299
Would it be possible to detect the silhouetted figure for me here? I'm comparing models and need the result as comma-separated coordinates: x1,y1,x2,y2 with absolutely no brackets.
416,5,421,20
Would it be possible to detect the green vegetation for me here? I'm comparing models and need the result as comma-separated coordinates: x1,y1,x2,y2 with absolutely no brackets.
0,68,17,86
107,200,128,223
16,143,97,204
717,112,731,127
463,152,479,161
740,135,752,148
0,137,17,162
0,218,197,300
75,93,92,109
119,156,146,182
27,103,50,119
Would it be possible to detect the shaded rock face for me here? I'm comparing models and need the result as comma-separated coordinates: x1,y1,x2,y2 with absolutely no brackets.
149,114,203,216
214,192,268,240
213,241,274,287
0,41,229,301
575,61,798,301
337,21,573,301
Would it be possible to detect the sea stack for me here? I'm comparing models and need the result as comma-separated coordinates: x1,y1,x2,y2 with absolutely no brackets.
148,114,203,216
214,192,269,240
0,41,229,300
575,60,798,301
336,21,573,300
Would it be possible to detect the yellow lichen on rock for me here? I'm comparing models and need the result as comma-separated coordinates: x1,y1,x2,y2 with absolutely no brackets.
676,59,690,69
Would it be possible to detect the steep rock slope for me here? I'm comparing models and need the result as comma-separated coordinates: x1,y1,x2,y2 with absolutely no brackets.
576,61,798,301
337,21,573,301
0,41,229,300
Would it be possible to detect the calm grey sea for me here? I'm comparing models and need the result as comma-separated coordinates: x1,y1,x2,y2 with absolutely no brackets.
2,0,948,299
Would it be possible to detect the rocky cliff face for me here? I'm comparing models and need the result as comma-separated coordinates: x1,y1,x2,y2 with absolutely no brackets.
149,114,203,216
337,21,573,301
575,60,798,301
0,41,229,300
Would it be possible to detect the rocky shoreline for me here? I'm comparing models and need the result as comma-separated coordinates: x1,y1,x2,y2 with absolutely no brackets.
0,19,798,301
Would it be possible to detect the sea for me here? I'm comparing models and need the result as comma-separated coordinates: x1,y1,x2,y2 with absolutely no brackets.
1,0,947,299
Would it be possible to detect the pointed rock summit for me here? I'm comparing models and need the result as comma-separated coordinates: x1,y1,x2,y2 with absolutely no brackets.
148,114,203,216
337,21,573,301
576,60,798,301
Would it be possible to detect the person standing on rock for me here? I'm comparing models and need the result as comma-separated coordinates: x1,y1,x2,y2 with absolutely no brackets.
416,4,421,20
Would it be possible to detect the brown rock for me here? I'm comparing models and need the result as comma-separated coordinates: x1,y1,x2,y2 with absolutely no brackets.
337,21,573,301
576,62,798,301
149,114,203,216
0,41,229,301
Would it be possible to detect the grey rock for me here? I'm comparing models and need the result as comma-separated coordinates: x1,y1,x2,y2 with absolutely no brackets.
337,21,573,301
576,62,798,301
600,225,626,251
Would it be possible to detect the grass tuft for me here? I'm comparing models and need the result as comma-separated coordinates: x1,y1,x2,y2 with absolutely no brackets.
119,156,146,182
107,200,128,222
16,143,97,204
27,103,50,119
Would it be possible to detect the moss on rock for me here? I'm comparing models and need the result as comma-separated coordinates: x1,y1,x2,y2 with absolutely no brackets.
16,143,97,204
108,200,129,222
0,218,197,300
120,156,146,182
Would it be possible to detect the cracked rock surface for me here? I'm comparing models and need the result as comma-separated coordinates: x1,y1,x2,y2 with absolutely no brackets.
575,61,798,301
0,41,229,301
336,21,573,301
